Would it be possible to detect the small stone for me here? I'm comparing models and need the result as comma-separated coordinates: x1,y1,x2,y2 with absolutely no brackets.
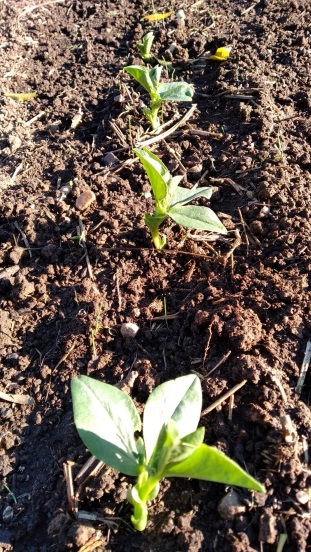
296,490,309,505
188,163,203,174
2,506,14,522
103,152,119,166
121,322,139,338
217,491,246,520
75,190,96,211
114,94,125,103
9,135,22,153
175,8,186,20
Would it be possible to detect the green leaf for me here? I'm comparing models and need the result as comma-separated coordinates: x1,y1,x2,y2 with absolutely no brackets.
167,175,184,198
143,374,202,462
163,443,265,493
149,65,162,90
169,186,213,208
158,82,194,102
160,426,205,469
124,66,156,96
134,147,170,203
71,375,141,476
169,204,227,234
136,31,155,61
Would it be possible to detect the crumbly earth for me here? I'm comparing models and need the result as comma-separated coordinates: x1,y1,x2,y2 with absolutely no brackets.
0,1,310,551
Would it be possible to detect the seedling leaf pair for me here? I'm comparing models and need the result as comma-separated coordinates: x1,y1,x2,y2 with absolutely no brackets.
134,147,227,248
124,64,193,129
71,374,265,531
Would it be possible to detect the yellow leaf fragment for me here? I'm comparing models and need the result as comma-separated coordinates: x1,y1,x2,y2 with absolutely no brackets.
4,92,37,101
209,46,232,61
142,11,173,22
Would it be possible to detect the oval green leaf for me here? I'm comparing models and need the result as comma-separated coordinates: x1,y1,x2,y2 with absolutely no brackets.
158,82,193,102
71,375,141,476
169,186,213,208
134,147,170,202
143,374,202,462
169,204,227,234
124,66,155,95
163,443,265,493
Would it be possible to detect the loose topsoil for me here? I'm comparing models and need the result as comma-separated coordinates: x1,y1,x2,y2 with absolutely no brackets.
0,0,310,551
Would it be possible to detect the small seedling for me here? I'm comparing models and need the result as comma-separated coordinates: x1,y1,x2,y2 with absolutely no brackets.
134,147,227,249
136,31,155,62
124,64,193,129
71,374,265,531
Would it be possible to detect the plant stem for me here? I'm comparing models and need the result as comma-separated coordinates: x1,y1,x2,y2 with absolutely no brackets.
143,99,162,130
145,213,167,249
128,470,161,531
151,230,165,250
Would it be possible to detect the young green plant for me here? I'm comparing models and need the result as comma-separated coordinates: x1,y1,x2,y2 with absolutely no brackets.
124,64,193,129
134,147,227,249
71,374,265,531
136,31,155,62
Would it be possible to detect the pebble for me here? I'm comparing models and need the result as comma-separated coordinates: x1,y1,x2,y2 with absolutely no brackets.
217,490,246,520
75,190,96,211
103,152,119,166
296,490,309,505
175,9,186,20
2,506,14,522
121,322,139,338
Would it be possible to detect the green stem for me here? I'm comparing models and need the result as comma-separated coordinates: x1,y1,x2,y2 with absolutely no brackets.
151,229,166,250
143,99,162,130
144,213,167,249
127,470,161,531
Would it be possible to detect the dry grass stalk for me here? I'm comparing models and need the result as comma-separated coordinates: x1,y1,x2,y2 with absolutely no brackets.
296,339,311,396
201,380,247,416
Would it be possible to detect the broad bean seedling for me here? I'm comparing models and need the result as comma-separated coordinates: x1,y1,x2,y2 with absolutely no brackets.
134,147,227,249
124,64,193,129
71,374,265,531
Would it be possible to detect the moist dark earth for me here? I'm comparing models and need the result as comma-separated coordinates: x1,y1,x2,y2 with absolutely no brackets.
0,0,310,550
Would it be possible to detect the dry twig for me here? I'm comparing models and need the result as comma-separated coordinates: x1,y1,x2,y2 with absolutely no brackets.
64,461,77,513
220,229,242,266
201,380,247,417
0,390,34,405
78,219,94,281
205,351,231,377
296,339,311,396
13,221,32,258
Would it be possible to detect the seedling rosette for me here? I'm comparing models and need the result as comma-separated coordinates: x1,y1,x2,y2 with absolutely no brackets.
134,147,227,249
124,64,193,129
71,374,265,531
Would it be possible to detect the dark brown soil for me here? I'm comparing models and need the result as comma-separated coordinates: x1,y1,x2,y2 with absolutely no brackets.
0,1,310,551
